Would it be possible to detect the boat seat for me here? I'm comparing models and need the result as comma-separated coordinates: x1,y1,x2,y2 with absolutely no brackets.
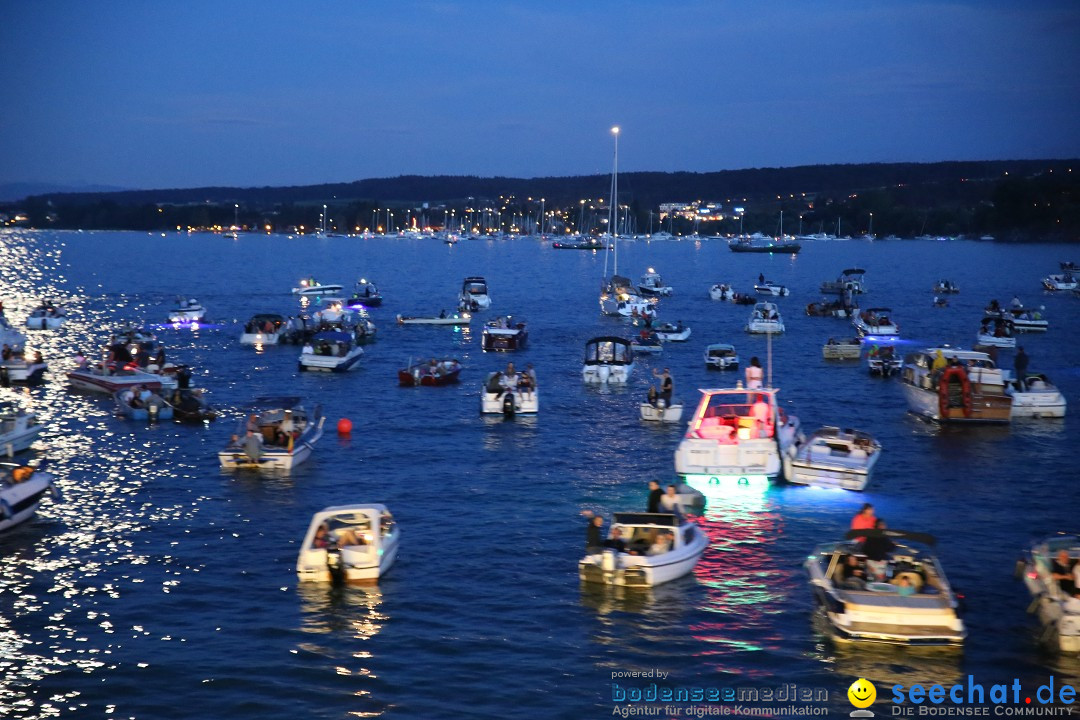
848,448,868,461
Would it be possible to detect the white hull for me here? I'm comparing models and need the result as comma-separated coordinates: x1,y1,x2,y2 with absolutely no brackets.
0,425,43,456
299,348,364,372
704,358,739,370
218,442,313,472
854,319,899,337
655,327,690,342
868,358,903,376
823,343,861,360
239,330,283,345
1010,392,1067,418
579,532,707,587
600,297,655,317
168,308,206,323
397,315,471,325
640,403,683,423
67,368,163,394
582,362,634,384
0,361,47,383
709,285,736,301
25,316,65,330
296,504,399,583
297,542,400,583
0,472,59,532
746,319,784,333
480,389,539,415
461,294,492,309
631,341,663,354
789,462,871,490
293,284,344,295
754,285,789,296
975,332,1015,348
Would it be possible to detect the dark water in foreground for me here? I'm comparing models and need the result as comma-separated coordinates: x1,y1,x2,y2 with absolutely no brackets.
1,230,1078,719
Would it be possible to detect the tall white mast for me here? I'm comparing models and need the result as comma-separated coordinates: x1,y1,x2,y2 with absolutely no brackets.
610,125,620,275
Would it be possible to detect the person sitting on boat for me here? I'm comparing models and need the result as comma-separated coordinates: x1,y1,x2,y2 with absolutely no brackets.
1,344,11,361
486,371,503,394
745,357,764,389
987,299,1001,313
439,309,447,319
647,531,673,557
862,519,895,582
1051,549,1079,598
603,527,636,554
895,575,917,597
121,388,136,406
646,385,659,407
302,341,314,355
839,555,867,590
582,511,606,553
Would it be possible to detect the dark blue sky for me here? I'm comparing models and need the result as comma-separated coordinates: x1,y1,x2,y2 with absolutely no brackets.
2,0,1077,189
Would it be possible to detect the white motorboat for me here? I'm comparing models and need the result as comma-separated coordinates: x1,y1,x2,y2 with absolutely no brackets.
754,280,790,297
218,397,324,473
976,317,1015,348
709,283,736,301
0,405,43,457
599,275,658,318
0,313,28,350
311,298,351,326
637,268,673,297
0,462,61,533
805,530,965,646
934,279,959,294
67,363,164,394
853,307,898,338
1042,273,1077,291
481,317,528,351
292,277,344,296
822,338,861,360
582,337,635,385
866,342,902,376
654,322,690,342
0,350,47,386
806,299,852,318
640,399,683,423
459,276,492,310
1020,534,1080,653
821,268,867,295
299,331,364,372
113,389,174,421
345,279,383,308
785,427,882,491
704,343,740,370
167,297,206,324
746,302,784,334
25,305,67,330
674,387,802,492
900,347,1012,423
240,314,290,345
396,312,471,326
480,372,538,416
297,505,400,584
1007,373,1067,419
1006,306,1048,332
579,512,707,587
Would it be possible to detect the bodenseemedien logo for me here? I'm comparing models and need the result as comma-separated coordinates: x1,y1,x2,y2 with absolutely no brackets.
849,678,877,717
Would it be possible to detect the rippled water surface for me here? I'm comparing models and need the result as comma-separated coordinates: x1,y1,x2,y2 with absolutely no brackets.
1,230,1078,719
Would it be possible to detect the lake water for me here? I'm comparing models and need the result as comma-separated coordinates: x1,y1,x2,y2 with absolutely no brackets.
1,230,1078,719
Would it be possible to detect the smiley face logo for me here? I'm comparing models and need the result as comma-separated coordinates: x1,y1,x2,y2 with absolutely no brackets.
848,678,876,708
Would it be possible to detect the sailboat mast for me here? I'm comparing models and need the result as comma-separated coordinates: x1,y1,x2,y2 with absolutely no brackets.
610,126,620,275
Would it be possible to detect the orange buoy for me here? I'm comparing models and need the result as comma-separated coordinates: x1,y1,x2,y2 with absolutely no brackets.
337,418,353,435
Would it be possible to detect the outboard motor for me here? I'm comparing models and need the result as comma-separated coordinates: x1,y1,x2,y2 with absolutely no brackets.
0,366,8,388
502,392,516,417
656,398,667,410
601,549,619,582
326,547,346,586
597,365,611,383
148,403,159,421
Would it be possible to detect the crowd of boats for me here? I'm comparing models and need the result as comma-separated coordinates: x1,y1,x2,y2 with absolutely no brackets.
1,250,1077,654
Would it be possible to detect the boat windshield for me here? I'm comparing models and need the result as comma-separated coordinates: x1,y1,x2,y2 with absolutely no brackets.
688,394,776,441
584,340,631,364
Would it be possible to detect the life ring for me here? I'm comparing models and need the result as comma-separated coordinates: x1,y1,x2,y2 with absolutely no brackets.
938,365,973,418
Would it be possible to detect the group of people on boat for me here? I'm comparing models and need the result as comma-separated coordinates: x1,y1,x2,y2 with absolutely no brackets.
118,385,161,410
486,362,536,396
839,504,924,594
581,481,687,557
302,339,351,357
645,368,673,407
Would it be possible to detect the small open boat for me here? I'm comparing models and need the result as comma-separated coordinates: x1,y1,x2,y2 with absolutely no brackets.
25,304,67,330
481,317,527,351
480,372,538,416
398,359,462,387
0,461,61,532
579,512,707,587
396,313,471,326
165,388,218,423
0,404,43,457
346,279,383,308
297,505,400,583
654,322,691,342
218,397,324,473
114,389,174,421
822,338,861,360
786,426,882,490
704,343,739,370
1019,534,1080,653
292,277,344,296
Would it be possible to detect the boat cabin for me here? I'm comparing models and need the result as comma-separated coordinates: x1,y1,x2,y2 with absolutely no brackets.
685,388,782,443
583,337,634,366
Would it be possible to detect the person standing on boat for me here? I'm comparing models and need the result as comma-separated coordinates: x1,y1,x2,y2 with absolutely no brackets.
659,484,685,520
745,357,764,389
1014,346,1029,391
653,368,673,407
646,481,662,513
759,273,765,284
850,503,876,543
581,511,605,553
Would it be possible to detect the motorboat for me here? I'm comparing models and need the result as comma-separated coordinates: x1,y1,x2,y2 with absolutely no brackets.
822,338,861,360
481,317,528,351
0,350,47,386
704,343,739,370
640,398,683,423
299,331,364,372
167,297,206,324
1019,534,1080,653
345,279,383,308
296,504,400,583
0,313,28,350
398,359,462,387
67,363,163,394
753,280,790,297
553,237,606,250
164,388,218,423
805,530,965,646
1042,273,1077,291
866,342,902,376
630,330,663,355
900,347,1012,423
240,314,290,345
1007,373,1067,419
637,268,673,297
729,237,801,254
806,299,851,318
785,427,881,491
1061,261,1079,272
218,397,325,472
578,512,707,587
396,312,471,326
582,337,635,385
311,298,351,326
654,321,690,342
113,388,174,421
674,387,803,492
1005,306,1048,332
976,317,1015,348
709,283,737,301
853,308,898,338
599,276,658,318
25,304,67,330
0,405,43,456
746,302,784,334
934,279,959,294
353,317,377,344
292,277,344,296
821,269,867,295
459,276,492,310
480,371,538,416
113,323,157,345
0,462,60,533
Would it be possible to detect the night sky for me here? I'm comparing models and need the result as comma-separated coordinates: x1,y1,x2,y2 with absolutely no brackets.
2,0,1077,190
